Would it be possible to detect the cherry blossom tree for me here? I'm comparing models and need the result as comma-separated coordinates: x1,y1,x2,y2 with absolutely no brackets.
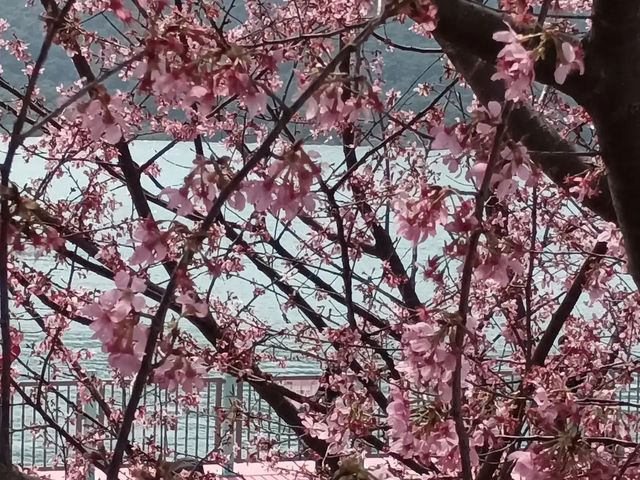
1,0,640,479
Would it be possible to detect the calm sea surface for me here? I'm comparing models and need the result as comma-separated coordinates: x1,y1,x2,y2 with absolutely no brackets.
4,140,605,378
5,141,453,377
3,141,637,468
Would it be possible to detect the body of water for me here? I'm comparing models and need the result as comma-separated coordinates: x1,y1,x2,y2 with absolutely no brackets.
7,141,454,378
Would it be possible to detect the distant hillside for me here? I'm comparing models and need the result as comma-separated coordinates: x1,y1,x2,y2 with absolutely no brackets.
0,1,461,133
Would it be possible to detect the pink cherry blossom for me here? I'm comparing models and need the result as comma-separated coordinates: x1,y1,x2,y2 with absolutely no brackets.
430,124,464,155
474,100,502,134
31,226,65,254
386,387,413,454
184,155,246,213
567,169,603,202
68,93,128,145
410,1,438,32
109,0,133,22
160,186,194,216
217,64,267,118
509,451,545,480
492,25,536,101
554,42,585,85
475,252,525,286
112,271,146,320
154,354,206,393
176,291,209,318
305,83,347,130
129,218,169,266
83,290,149,376
300,410,331,440
393,182,450,245
106,322,149,376
246,144,321,221
397,318,457,403
82,271,149,375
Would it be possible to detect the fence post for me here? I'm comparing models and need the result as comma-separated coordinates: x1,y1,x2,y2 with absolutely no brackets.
84,371,98,480
220,374,239,476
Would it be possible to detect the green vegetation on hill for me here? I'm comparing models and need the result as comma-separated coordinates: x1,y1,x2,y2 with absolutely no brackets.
0,1,460,135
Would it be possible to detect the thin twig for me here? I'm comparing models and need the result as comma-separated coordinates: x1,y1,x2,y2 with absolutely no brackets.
106,12,397,477
537,0,554,26
524,188,537,367
0,0,76,465
452,104,512,480
19,53,143,140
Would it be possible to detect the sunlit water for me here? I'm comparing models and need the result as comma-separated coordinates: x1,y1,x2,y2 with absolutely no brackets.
3,141,638,467
5,140,458,378
1,139,452,466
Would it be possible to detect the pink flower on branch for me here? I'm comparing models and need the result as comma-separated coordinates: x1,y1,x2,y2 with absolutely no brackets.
84,298,148,376
400,0,438,32
304,79,382,131
410,1,438,33
430,124,464,155
397,316,458,403
112,271,147,320
305,83,347,130
67,88,128,145
219,68,267,118
109,0,133,22
393,182,451,246
386,386,413,454
104,322,148,376
82,272,149,375
31,226,65,254
130,217,169,266
491,25,535,101
246,143,322,221
140,41,268,118
176,291,209,318
469,143,533,202
475,251,525,287
509,451,546,480
300,389,375,454
554,41,585,85
184,155,246,213
154,354,206,393
160,186,194,216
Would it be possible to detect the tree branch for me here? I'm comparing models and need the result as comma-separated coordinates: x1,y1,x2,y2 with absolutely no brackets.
440,43,617,224
452,105,510,480
421,0,593,102
584,1,640,287
531,241,608,366
0,0,75,466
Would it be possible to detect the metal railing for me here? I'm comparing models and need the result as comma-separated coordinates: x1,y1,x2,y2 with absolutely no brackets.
10,373,640,470
10,375,321,469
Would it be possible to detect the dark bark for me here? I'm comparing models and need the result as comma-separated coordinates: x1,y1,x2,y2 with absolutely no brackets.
584,1,640,286
440,43,617,224
431,1,640,289
531,242,608,366
429,0,592,102
0,0,75,466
